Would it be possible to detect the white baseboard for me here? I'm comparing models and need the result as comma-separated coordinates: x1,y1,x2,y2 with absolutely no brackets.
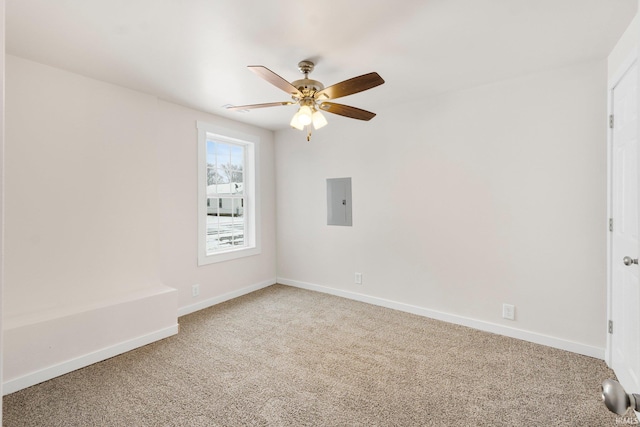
177,278,276,317
3,324,179,395
277,277,605,360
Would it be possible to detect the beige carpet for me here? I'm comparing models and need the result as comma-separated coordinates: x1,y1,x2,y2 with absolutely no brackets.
2,284,627,426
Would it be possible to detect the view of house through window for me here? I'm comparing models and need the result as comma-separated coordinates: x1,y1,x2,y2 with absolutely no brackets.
206,139,246,253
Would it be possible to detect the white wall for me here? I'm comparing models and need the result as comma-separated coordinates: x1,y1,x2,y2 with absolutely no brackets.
5,55,163,318
3,55,276,392
608,12,639,77
4,55,178,390
276,59,608,357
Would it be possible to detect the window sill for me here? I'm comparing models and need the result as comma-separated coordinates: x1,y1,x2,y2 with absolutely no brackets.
198,245,261,266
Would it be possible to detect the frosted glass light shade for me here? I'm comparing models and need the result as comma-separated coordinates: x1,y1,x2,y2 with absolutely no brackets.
312,110,328,129
298,106,312,125
290,112,304,130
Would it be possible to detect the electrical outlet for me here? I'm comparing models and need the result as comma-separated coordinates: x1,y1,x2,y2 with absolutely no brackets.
355,272,363,284
502,303,515,320
192,284,200,298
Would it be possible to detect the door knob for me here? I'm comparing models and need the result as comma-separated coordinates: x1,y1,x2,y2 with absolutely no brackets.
623,256,638,266
602,378,640,415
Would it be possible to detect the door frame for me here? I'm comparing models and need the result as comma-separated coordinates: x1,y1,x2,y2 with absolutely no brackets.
606,48,639,367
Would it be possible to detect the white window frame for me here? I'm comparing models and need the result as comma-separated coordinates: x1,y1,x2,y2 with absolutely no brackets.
197,121,261,265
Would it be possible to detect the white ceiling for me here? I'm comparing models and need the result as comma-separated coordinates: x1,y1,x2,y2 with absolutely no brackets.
6,0,637,131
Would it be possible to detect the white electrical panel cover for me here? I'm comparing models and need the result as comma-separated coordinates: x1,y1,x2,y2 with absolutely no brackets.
327,177,352,226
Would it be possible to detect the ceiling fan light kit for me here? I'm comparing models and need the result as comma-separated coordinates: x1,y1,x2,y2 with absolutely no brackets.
226,60,384,141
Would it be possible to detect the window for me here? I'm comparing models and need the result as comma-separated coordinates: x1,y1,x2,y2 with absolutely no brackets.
197,122,260,265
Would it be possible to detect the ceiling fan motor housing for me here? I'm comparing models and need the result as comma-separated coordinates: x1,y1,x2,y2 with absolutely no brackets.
292,60,324,100
291,78,324,94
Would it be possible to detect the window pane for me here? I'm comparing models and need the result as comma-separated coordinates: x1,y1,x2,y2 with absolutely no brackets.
231,172,243,195
207,167,220,186
217,197,233,249
217,167,241,193
236,197,245,217
217,197,230,216
207,198,219,216
232,198,245,246
229,168,242,184
206,140,216,166
206,141,218,197
216,143,231,168
231,145,243,169
216,168,231,194
230,146,244,192
206,201,220,254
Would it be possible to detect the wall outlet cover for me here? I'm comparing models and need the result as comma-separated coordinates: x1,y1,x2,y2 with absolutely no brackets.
502,303,515,320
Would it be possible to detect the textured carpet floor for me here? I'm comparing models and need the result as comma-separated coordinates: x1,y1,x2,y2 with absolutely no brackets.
2,285,627,426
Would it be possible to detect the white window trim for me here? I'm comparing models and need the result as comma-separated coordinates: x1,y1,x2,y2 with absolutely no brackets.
197,121,261,265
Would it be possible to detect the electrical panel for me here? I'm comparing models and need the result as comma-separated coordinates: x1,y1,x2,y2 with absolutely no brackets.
327,177,352,226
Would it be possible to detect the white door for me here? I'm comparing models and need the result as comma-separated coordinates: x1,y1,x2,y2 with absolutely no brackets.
610,59,640,394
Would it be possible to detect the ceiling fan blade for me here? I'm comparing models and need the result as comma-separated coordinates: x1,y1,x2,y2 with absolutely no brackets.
315,72,384,100
319,102,376,121
248,66,302,97
226,101,294,110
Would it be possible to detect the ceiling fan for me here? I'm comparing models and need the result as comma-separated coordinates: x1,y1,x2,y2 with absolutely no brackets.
226,60,385,141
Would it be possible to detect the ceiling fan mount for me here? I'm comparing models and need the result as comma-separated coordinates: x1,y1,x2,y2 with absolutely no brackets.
226,60,385,140
297,60,315,75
